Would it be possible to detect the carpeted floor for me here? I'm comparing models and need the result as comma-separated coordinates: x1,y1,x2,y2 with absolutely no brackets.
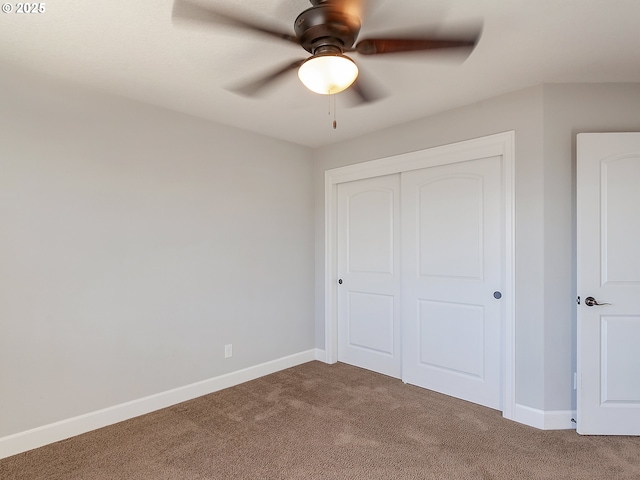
1,361,639,479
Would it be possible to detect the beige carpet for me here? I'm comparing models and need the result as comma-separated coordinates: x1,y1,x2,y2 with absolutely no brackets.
1,361,639,479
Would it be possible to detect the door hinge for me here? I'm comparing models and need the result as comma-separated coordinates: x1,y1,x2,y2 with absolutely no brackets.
576,296,581,305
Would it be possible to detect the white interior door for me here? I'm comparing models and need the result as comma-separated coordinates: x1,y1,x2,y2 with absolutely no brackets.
577,132,640,435
336,174,401,378
401,156,504,410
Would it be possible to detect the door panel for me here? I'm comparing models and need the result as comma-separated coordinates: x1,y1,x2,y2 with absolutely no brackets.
601,156,640,283
346,189,394,274
418,300,485,379
418,176,483,279
337,175,401,378
402,156,503,410
577,132,640,435
347,292,395,353
601,316,640,403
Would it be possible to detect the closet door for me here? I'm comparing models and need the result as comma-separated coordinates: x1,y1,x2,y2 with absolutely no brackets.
401,156,504,410
336,174,401,378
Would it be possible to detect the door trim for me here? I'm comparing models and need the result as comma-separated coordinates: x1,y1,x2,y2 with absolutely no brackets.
324,131,516,421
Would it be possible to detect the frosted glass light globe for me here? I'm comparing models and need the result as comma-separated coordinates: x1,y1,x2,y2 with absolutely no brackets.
298,54,359,95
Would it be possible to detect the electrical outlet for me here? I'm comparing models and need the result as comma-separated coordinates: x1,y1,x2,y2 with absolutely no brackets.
224,344,233,358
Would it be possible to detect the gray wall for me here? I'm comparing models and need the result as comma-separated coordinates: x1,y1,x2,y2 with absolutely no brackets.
2,72,638,440
0,70,315,437
313,83,640,412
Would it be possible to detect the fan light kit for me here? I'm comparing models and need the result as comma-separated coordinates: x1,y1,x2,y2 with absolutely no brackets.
298,53,359,95
173,0,481,124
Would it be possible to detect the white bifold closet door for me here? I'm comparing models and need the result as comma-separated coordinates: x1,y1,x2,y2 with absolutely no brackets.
401,156,503,410
336,155,504,410
337,174,402,378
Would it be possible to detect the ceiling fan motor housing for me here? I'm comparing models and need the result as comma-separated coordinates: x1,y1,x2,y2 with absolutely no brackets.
294,4,361,55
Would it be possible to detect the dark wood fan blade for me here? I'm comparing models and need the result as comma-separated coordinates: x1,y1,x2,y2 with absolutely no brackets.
347,68,388,105
306,0,381,23
355,36,478,55
229,59,306,97
172,0,299,45
323,0,365,19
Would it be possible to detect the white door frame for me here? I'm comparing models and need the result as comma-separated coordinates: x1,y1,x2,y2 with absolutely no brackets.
324,131,516,421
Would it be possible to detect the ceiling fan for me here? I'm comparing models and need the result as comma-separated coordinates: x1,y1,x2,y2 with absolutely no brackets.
172,0,481,104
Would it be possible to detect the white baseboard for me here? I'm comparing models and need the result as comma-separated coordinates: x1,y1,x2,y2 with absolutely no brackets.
0,349,317,460
513,403,576,430
314,348,327,362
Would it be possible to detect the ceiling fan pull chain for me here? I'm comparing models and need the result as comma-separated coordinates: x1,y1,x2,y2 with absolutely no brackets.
332,93,337,129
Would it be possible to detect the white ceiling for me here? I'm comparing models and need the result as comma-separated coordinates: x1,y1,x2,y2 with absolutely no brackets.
2,0,640,148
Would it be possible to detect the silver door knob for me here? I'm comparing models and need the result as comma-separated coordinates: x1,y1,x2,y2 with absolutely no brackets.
584,296,611,307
